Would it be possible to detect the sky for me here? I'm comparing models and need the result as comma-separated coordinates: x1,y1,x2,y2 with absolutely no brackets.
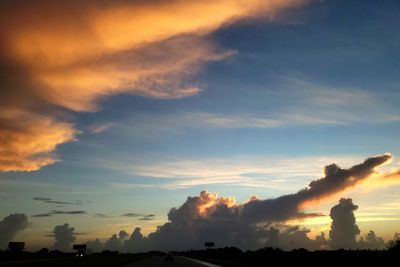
0,0,400,251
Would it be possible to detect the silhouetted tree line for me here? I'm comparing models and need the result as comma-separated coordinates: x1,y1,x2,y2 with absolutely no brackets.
0,235,398,266
180,235,400,266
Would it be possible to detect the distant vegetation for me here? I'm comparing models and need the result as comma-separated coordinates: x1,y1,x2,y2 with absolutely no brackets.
0,235,399,266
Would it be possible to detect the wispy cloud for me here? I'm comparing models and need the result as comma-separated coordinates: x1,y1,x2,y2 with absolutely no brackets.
122,213,156,221
32,210,87,218
110,77,400,139
0,0,306,171
33,197,89,205
107,155,367,190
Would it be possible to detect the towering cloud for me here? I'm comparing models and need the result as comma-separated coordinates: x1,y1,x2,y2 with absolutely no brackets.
358,231,385,250
85,154,393,251
0,214,29,249
104,230,129,252
52,223,76,251
0,0,306,171
329,198,360,249
240,154,391,223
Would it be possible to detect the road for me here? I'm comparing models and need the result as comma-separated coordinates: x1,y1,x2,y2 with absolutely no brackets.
123,255,221,267
0,254,222,267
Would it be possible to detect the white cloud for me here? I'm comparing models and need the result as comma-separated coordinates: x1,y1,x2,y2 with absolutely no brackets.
106,155,365,190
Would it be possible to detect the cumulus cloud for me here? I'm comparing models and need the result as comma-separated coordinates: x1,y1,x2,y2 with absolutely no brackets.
86,238,104,253
358,230,386,250
329,198,360,249
85,154,393,251
104,230,129,252
263,226,328,251
52,223,76,251
0,214,29,249
0,0,306,171
240,154,391,223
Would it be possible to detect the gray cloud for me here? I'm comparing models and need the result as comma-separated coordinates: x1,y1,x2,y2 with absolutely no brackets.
32,210,87,218
104,230,129,251
122,213,155,220
0,214,29,249
240,154,391,223
33,197,89,205
85,154,391,252
358,230,386,250
52,223,76,251
122,213,142,218
329,198,360,249
33,197,71,205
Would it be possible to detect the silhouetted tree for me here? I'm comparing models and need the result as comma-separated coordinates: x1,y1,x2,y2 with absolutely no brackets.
387,233,400,252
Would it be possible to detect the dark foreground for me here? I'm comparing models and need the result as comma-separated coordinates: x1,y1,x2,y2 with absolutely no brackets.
0,252,220,267
0,248,399,267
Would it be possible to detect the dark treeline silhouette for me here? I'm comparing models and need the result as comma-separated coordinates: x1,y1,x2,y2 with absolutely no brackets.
180,245,400,267
0,236,398,267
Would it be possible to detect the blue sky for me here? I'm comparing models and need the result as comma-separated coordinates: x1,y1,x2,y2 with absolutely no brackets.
1,0,400,249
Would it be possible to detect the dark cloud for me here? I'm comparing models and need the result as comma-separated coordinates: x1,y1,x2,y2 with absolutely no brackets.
329,198,360,249
33,197,89,205
32,210,87,218
122,213,142,218
86,238,104,253
32,213,53,218
52,223,76,251
84,155,391,251
263,226,328,251
240,154,391,223
104,230,129,251
51,210,87,215
33,197,71,205
139,217,154,221
0,214,29,249
139,214,156,221
123,213,155,220
358,231,386,250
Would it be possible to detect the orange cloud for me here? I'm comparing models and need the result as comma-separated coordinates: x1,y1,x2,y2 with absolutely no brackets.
0,110,76,171
0,0,307,171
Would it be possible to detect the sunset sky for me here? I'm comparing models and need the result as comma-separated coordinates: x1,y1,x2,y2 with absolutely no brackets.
1,0,400,251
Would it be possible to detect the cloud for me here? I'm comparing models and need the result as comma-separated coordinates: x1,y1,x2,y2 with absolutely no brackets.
32,197,89,205
240,154,391,223
358,230,386,250
0,214,29,249
263,225,328,251
139,215,156,221
0,0,306,172
86,238,104,253
122,213,155,220
52,223,76,251
104,230,129,251
95,154,392,251
0,111,76,172
88,123,115,134
108,154,366,190
122,213,143,218
329,198,360,249
32,210,87,218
